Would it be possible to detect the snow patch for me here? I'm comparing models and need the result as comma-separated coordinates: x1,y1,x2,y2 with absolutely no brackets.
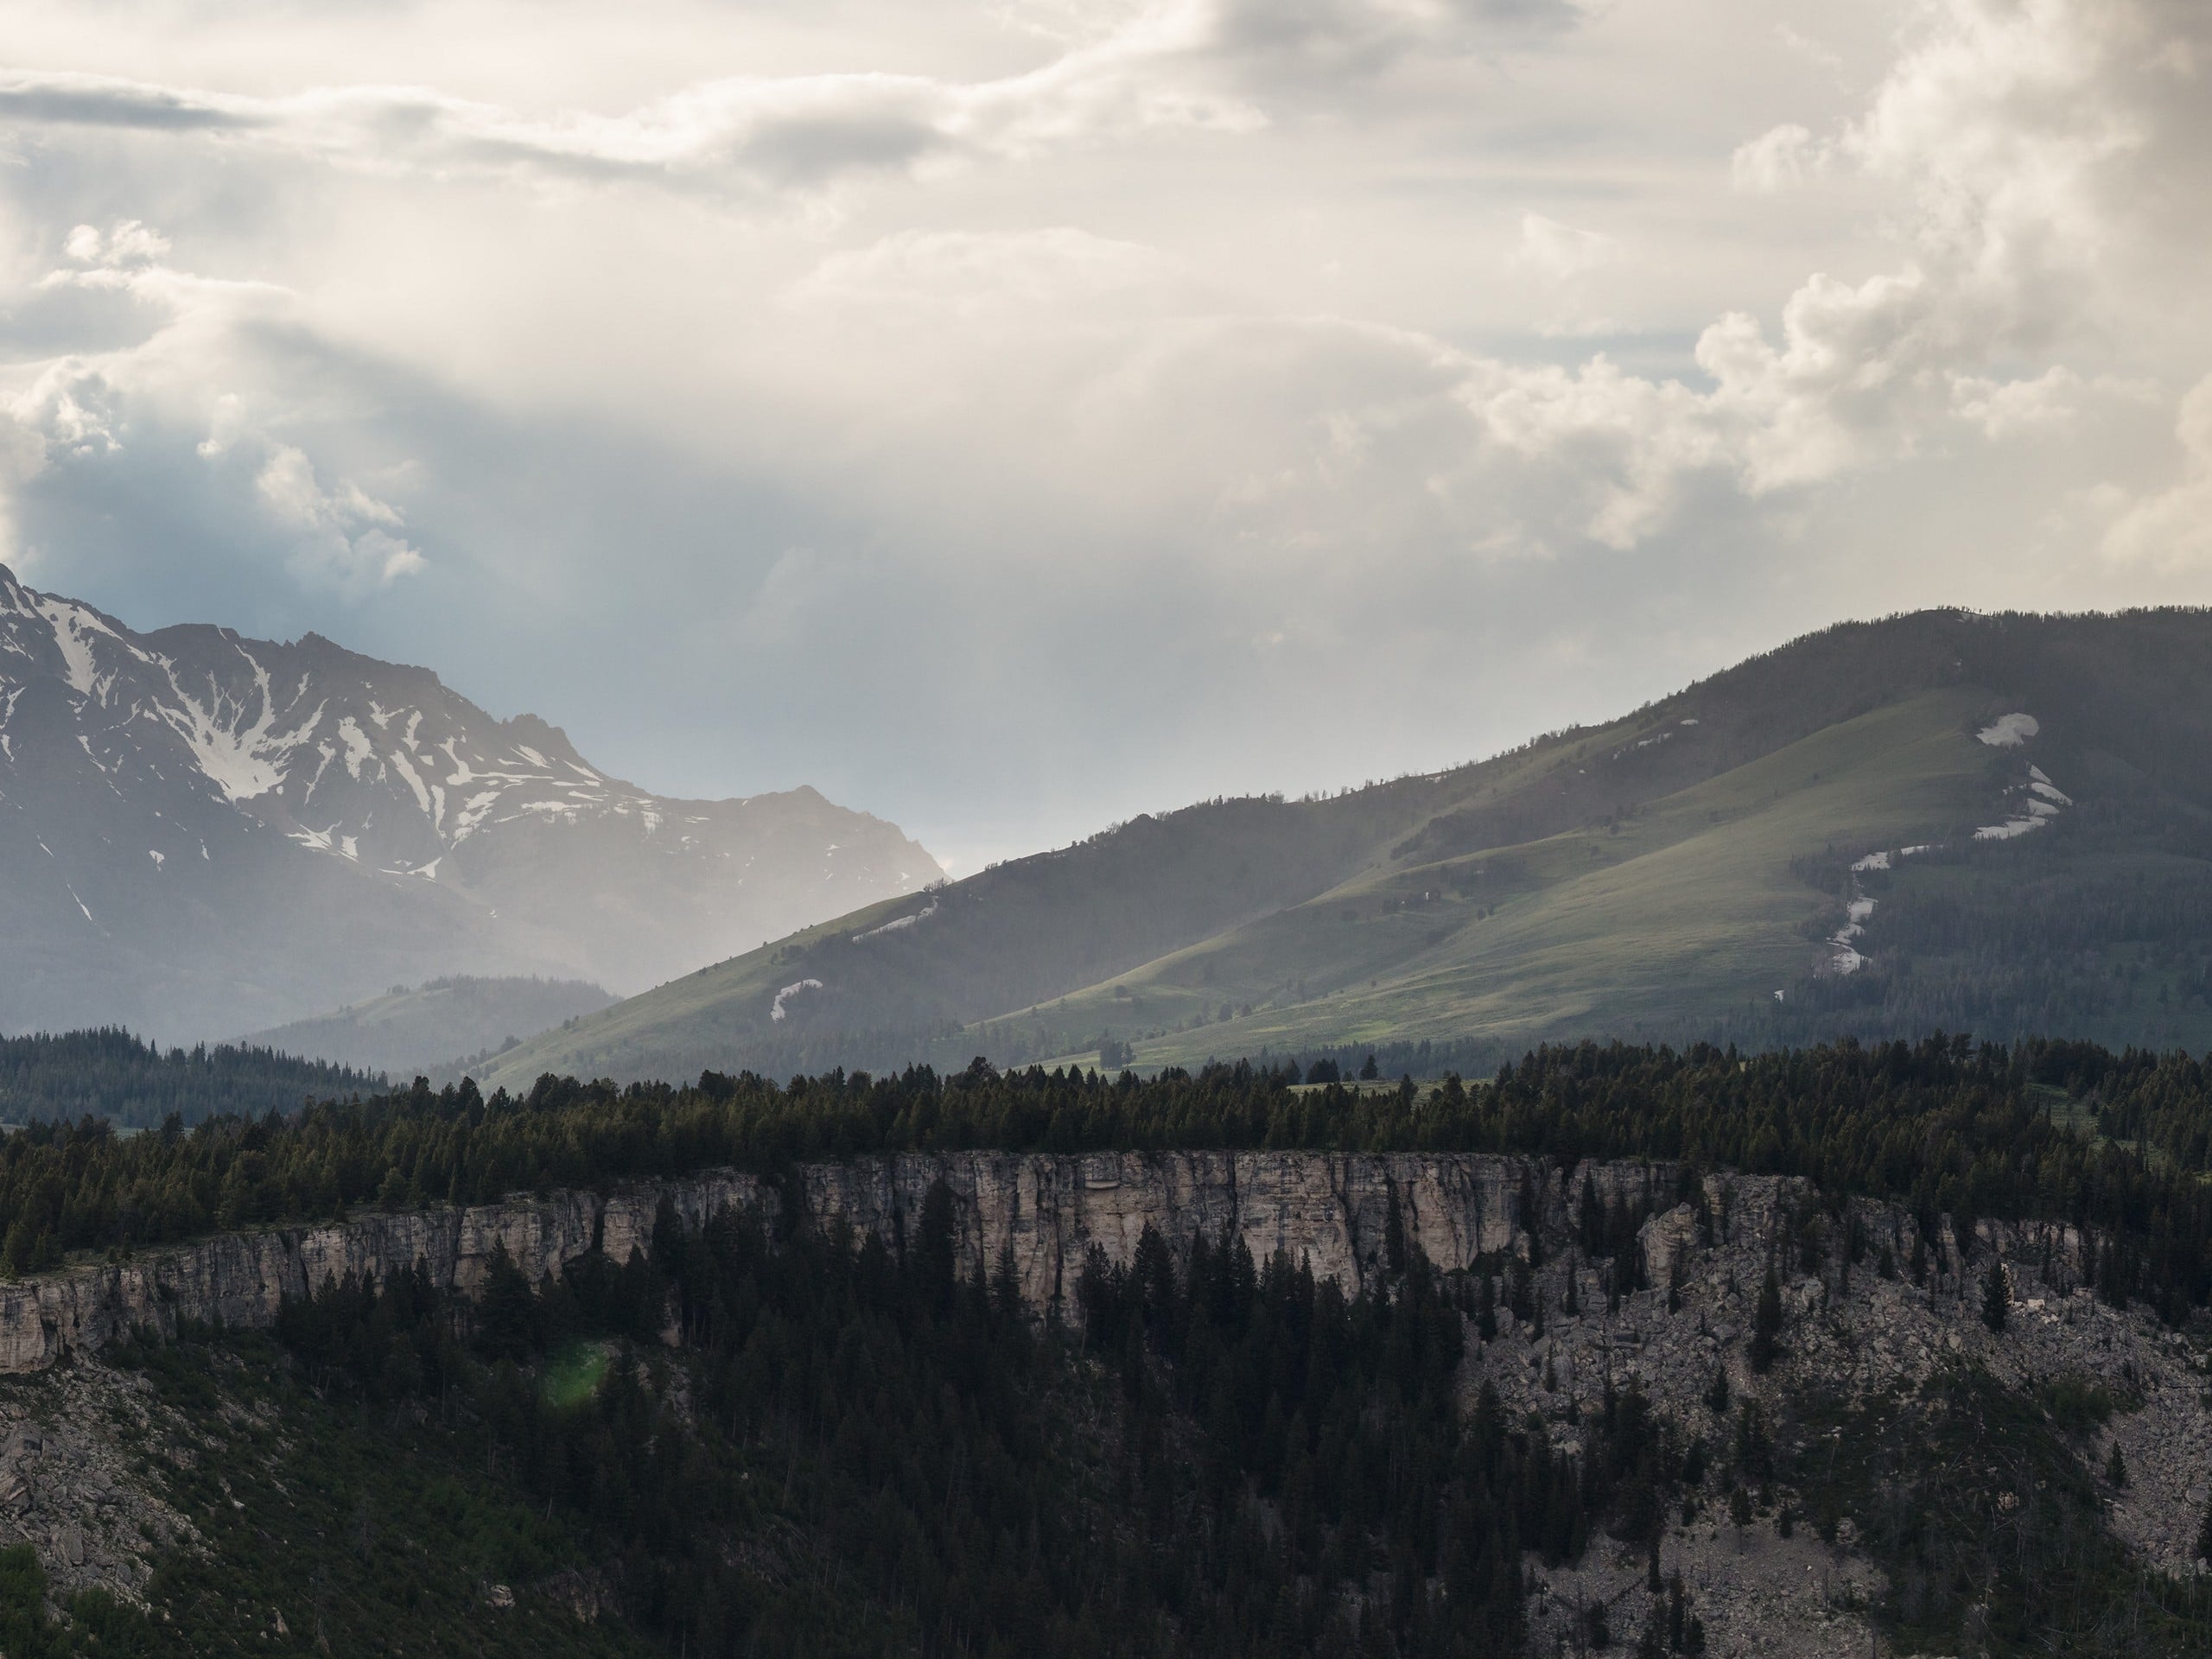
387,748,433,816
452,789,502,841
2029,779,2073,805
770,978,823,1021
336,716,378,779
159,648,318,804
32,596,109,696
1974,817,2045,841
147,849,163,868
854,898,938,942
1851,851,1891,872
1977,713,2038,748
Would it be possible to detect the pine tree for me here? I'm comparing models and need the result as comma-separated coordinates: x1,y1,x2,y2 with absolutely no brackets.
1750,1267,1783,1373
1981,1260,2009,1333
2106,1441,2128,1488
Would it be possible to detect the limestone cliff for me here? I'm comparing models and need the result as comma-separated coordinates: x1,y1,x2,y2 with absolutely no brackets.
0,1152,1662,1372
0,1170,766,1373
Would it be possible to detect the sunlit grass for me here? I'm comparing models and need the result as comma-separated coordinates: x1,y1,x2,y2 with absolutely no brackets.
541,1339,611,1410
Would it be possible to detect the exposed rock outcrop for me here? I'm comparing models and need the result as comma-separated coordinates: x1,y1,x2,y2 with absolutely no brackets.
0,1149,2206,1658
0,1170,765,1374
0,1153,1667,1372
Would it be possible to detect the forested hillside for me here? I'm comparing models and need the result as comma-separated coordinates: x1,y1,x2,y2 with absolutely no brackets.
3,1038,2212,1655
0,1029,375,1134
11,1036,2212,1313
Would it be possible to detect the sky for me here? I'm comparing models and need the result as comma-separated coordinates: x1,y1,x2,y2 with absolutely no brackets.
0,0,2208,874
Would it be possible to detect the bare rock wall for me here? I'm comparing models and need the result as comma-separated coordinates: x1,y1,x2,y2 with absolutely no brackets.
0,1152,1674,1371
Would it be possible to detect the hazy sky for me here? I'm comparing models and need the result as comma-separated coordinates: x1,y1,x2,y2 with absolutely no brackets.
1,0,2208,872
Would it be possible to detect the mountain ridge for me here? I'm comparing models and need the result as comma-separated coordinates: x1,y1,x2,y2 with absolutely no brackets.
0,563,942,1039
472,607,2212,1088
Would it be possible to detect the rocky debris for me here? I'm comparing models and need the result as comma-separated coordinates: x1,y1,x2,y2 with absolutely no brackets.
1529,1521,1883,1659
0,1357,196,1607
1463,1170,2212,1656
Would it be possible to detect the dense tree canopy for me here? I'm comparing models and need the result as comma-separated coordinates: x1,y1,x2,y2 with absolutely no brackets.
2,1034,2211,1314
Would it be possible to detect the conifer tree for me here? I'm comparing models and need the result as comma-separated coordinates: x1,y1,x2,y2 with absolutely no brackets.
1750,1267,1783,1373
1981,1260,2009,1333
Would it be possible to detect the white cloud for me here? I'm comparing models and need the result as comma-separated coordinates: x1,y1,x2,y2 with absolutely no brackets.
2,229,426,596
1516,213,1615,281
60,219,170,267
2101,373,2212,569
1731,124,1821,194
0,25,1268,204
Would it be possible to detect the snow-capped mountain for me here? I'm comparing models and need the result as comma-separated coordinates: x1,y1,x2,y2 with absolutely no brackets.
0,563,941,1040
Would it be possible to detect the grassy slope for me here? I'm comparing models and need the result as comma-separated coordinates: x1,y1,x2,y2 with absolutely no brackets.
478,683,1993,1089
468,694,1711,1090
1037,687,1993,1067
297,608,2212,1090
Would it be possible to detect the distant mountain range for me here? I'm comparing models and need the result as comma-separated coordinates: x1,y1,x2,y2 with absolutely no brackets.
243,975,620,1080
474,608,2212,1090
0,563,940,1039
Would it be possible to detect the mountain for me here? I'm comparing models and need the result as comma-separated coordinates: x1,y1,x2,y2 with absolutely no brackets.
0,563,940,1039
241,975,620,1079
474,607,2212,1090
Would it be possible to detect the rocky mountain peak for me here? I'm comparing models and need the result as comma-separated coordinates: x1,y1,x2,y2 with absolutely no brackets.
0,565,941,1040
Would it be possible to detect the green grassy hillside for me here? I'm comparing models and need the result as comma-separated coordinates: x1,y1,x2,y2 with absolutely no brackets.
474,608,2212,1089
1039,689,1993,1069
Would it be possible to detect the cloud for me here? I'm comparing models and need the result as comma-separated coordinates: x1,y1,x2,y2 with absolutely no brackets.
1516,213,1614,281
1731,124,1821,194
0,29,1267,202
2101,373,2212,569
62,219,169,265
788,226,1203,321
1,224,426,596
253,443,424,589
0,0,1592,210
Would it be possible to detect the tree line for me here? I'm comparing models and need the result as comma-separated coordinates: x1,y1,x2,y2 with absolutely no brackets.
7,1035,2212,1317
0,1028,377,1132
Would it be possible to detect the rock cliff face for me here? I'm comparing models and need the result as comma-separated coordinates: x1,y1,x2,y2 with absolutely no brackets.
0,1152,1665,1372
0,1170,766,1374
798,1150,1663,1306
3,1149,2208,1659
